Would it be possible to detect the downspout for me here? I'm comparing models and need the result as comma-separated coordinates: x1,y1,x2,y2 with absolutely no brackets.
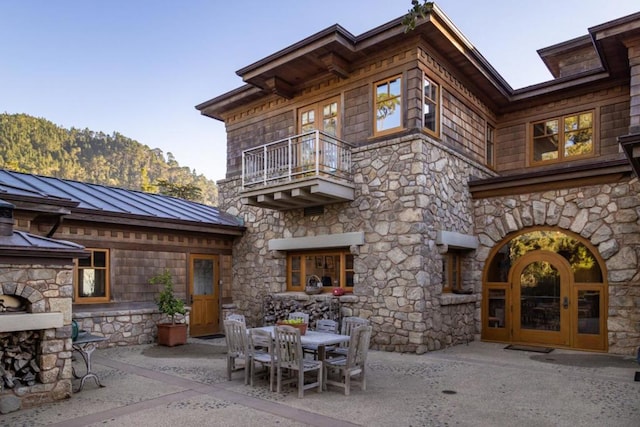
46,215,64,238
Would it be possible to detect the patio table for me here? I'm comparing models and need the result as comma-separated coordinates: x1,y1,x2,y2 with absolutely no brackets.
250,325,349,361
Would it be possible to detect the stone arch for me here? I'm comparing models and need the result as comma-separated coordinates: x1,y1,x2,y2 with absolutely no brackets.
473,194,631,279
0,283,45,313
472,187,640,353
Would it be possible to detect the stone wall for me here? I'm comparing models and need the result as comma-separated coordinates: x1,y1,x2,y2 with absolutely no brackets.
219,133,492,353
73,305,189,347
473,180,640,355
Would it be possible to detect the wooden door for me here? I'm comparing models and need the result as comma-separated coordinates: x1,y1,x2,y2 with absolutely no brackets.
189,254,219,337
512,251,571,347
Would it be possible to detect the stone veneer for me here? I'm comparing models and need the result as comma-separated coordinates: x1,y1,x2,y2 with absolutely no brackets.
472,180,640,355
73,305,189,347
0,264,74,411
219,134,492,353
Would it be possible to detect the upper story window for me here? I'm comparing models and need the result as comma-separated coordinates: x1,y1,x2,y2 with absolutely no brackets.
75,248,110,303
423,76,439,135
288,250,354,292
374,75,402,135
532,111,594,164
486,123,495,168
299,97,340,136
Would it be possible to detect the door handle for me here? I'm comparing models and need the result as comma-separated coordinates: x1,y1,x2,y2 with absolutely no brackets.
562,296,569,309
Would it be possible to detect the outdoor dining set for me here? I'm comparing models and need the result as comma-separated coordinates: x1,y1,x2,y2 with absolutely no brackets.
223,312,372,398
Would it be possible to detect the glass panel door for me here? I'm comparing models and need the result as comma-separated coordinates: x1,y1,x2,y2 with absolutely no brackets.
189,255,219,337
513,252,570,346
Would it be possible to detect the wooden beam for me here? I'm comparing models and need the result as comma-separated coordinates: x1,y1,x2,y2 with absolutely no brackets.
320,52,350,79
263,76,295,99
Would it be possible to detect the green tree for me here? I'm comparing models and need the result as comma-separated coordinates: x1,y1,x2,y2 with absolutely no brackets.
402,1,434,32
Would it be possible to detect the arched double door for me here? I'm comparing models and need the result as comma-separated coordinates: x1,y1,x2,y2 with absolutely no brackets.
482,229,607,351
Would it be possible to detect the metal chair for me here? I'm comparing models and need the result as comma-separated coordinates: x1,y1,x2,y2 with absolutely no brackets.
303,319,338,359
223,319,249,384
323,325,372,395
288,311,309,324
247,328,276,391
274,325,323,398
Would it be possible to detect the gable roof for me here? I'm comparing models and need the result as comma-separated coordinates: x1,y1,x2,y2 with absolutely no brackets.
0,169,244,234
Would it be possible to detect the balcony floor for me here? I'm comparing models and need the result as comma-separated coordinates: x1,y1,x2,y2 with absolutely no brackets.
240,176,355,210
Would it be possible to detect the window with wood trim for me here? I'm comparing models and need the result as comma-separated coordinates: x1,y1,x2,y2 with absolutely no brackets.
423,76,439,135
531,111,594,164
298,97,340,136
75,248,110,303
287,250,354,292
374,75,402,135
442,251,461,293
486,123,495,168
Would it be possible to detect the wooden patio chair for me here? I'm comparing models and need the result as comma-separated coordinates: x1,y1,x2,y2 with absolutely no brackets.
288,311,309,324
323,325,372,395
223,319,249,384
226,313,246,325
303,319,338,359
247,328,276,391
274,325,323,398
329,316,369,357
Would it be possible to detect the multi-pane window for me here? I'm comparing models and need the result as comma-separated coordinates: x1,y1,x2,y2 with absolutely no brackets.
374,75,402,135
287,250,354,292
75,248,109,303
442,251,461,293
423,76,439,134
298,98,340,171
486,124,495,168
532,111,594,163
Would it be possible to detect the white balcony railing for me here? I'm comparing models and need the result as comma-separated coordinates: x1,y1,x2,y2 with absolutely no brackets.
242,130,353,189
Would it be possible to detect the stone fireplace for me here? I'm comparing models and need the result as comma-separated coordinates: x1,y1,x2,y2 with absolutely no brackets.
0,199,87,413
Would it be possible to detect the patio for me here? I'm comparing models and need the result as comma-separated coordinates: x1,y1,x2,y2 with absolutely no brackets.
2,338,638,426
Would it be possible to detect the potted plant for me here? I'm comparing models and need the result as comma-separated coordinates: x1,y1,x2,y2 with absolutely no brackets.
149,270,188,346
276,318,308,335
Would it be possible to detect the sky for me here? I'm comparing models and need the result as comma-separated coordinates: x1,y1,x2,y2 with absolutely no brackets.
1,1,639,182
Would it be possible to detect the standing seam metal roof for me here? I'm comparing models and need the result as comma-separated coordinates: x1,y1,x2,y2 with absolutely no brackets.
0,169,243,228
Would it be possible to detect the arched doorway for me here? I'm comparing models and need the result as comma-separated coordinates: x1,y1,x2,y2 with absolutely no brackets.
482,229,607,351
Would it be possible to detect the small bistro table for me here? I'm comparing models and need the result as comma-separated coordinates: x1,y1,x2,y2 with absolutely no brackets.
72,331,107,392
250,325,350,361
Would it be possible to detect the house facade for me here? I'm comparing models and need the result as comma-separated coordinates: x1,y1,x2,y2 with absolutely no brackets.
0,170,244,344
197,5,640,355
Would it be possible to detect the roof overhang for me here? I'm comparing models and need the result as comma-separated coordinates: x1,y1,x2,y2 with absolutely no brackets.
197,8,640,121
469,158,632,199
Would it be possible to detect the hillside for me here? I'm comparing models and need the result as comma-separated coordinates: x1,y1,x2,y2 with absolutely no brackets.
0,113,218,206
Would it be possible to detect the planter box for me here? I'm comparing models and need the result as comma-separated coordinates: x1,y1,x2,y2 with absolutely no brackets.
276,321,308,335
157,323,188,347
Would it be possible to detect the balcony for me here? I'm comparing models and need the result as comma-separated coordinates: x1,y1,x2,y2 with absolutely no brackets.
241,130,355,210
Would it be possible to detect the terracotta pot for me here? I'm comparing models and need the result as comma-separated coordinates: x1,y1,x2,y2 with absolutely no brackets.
156,323,188,346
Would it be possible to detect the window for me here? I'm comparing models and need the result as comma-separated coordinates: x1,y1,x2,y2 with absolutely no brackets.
423,76,439,134
287,250,354,292
298,97,340,171
374,75,402,135
75,248,109,303
486,123,495,168
532,111,593,164
442,251,461,293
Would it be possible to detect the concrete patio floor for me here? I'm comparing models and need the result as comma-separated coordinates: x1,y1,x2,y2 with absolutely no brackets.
2,337,639,426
